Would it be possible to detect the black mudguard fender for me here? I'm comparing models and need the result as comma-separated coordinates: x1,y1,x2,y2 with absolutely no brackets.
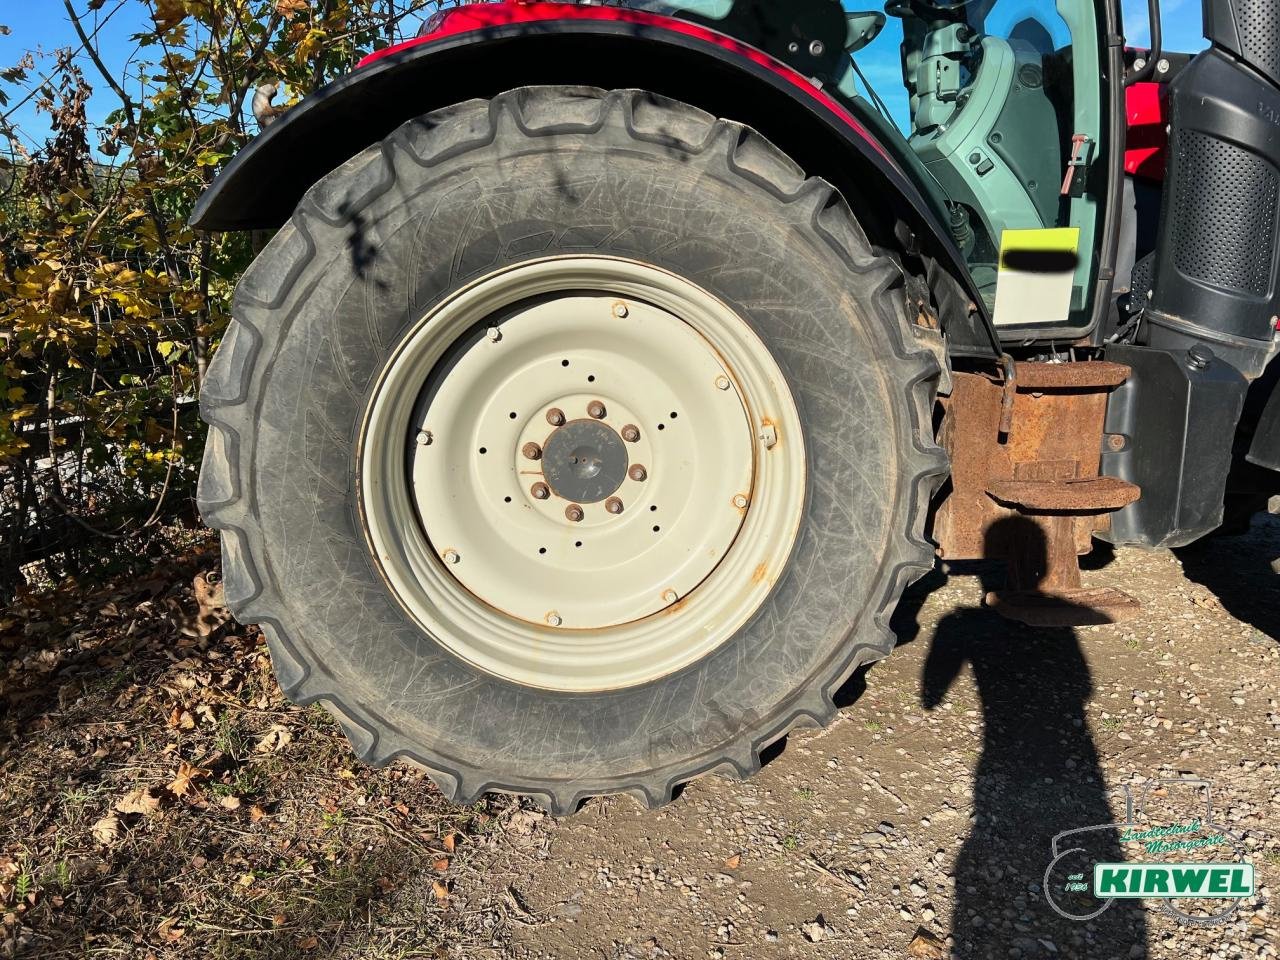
192,8,1000,357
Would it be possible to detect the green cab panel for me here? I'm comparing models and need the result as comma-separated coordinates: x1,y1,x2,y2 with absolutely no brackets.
647,0,1110,330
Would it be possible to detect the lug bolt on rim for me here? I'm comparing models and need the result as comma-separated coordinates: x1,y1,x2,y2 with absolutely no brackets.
416,430,433,446
605,497,624,515
612,301,629,318
715,375,732,391
546,408,566,427
531,482,550,500
628,464,647,482
621,424,640,443
522,442,543,461
587,400,607,419
662,589,678,604
442,549,461,564
546,612,562,627
565,504,585,522
733,494,749,508
485,327,502,343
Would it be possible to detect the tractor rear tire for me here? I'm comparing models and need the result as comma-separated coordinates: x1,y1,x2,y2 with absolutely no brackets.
198,86,947,814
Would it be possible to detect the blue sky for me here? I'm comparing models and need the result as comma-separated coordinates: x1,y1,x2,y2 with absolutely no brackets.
0,0,1209,148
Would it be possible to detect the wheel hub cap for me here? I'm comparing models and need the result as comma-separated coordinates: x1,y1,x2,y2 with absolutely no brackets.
542,419,627,503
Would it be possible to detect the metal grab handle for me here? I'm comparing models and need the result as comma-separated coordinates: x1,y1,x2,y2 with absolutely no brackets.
1125,0,1163,86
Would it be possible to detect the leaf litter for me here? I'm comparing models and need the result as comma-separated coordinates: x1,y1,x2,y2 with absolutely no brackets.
0,533,551,958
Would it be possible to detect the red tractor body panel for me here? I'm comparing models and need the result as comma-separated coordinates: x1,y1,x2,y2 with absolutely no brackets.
1124,81,1168,182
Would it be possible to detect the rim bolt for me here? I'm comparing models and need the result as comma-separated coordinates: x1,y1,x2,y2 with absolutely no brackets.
546,612,562,627
442,549,460,565
733,494,749,508
531,482,550,500
416,430,433,446
621,424,640,443
485,327,502,343
605,497,624,515
612,301,629,319
662,589,678,604
587,401,607,419
715,375,732,391
546,408,565,427
522,442,543,461
628,464,647,482
565,504,584,522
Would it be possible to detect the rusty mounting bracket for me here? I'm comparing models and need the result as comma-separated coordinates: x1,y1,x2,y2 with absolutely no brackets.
998,353,1017,439
933,361,1142,627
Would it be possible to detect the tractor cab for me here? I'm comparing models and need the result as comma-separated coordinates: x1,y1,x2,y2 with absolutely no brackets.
644,0,1107,329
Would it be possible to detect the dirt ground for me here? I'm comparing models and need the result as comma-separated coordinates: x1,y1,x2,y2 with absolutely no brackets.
476,513,1279,960
3,514,1278,959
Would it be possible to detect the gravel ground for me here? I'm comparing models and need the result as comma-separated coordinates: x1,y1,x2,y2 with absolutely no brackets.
452,513,1280,960
4,517,1276,959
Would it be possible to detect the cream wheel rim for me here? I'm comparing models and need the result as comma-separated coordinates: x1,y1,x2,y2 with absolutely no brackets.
359,256,805,691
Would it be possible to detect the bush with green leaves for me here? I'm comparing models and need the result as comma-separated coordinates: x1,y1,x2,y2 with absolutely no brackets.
0,0,460,593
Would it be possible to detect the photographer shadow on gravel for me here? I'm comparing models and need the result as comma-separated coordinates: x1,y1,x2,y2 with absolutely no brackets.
918,517,1149,960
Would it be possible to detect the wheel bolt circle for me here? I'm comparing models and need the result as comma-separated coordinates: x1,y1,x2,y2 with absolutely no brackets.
546,408,566,427
605,497,624,515
565,504,584,522
522,442,543,461
621,424,640,443
628,464,647,482
587,401,606,419
531,482,550,500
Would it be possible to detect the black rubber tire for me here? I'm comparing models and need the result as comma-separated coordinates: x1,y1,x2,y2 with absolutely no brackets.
199,86,947,814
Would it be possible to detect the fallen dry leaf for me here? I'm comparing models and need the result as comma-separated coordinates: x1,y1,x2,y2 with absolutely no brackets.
188,573,230,637
248,804,268,822
907,927,947,959
256,723,293,753
505,809,544,837
168,760,211,798
219,795,242,810
115,787,162,817
156,917,185,943
801,915,828,943
91,815,120,844
724,853,741,870
442,832,456,853
297,934,319,950
433,857,450,872
431,879,450,902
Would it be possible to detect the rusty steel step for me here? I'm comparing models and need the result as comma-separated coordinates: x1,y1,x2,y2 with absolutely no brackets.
1011,360,1131,390
985,586,1143,628
986,477,1142,512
